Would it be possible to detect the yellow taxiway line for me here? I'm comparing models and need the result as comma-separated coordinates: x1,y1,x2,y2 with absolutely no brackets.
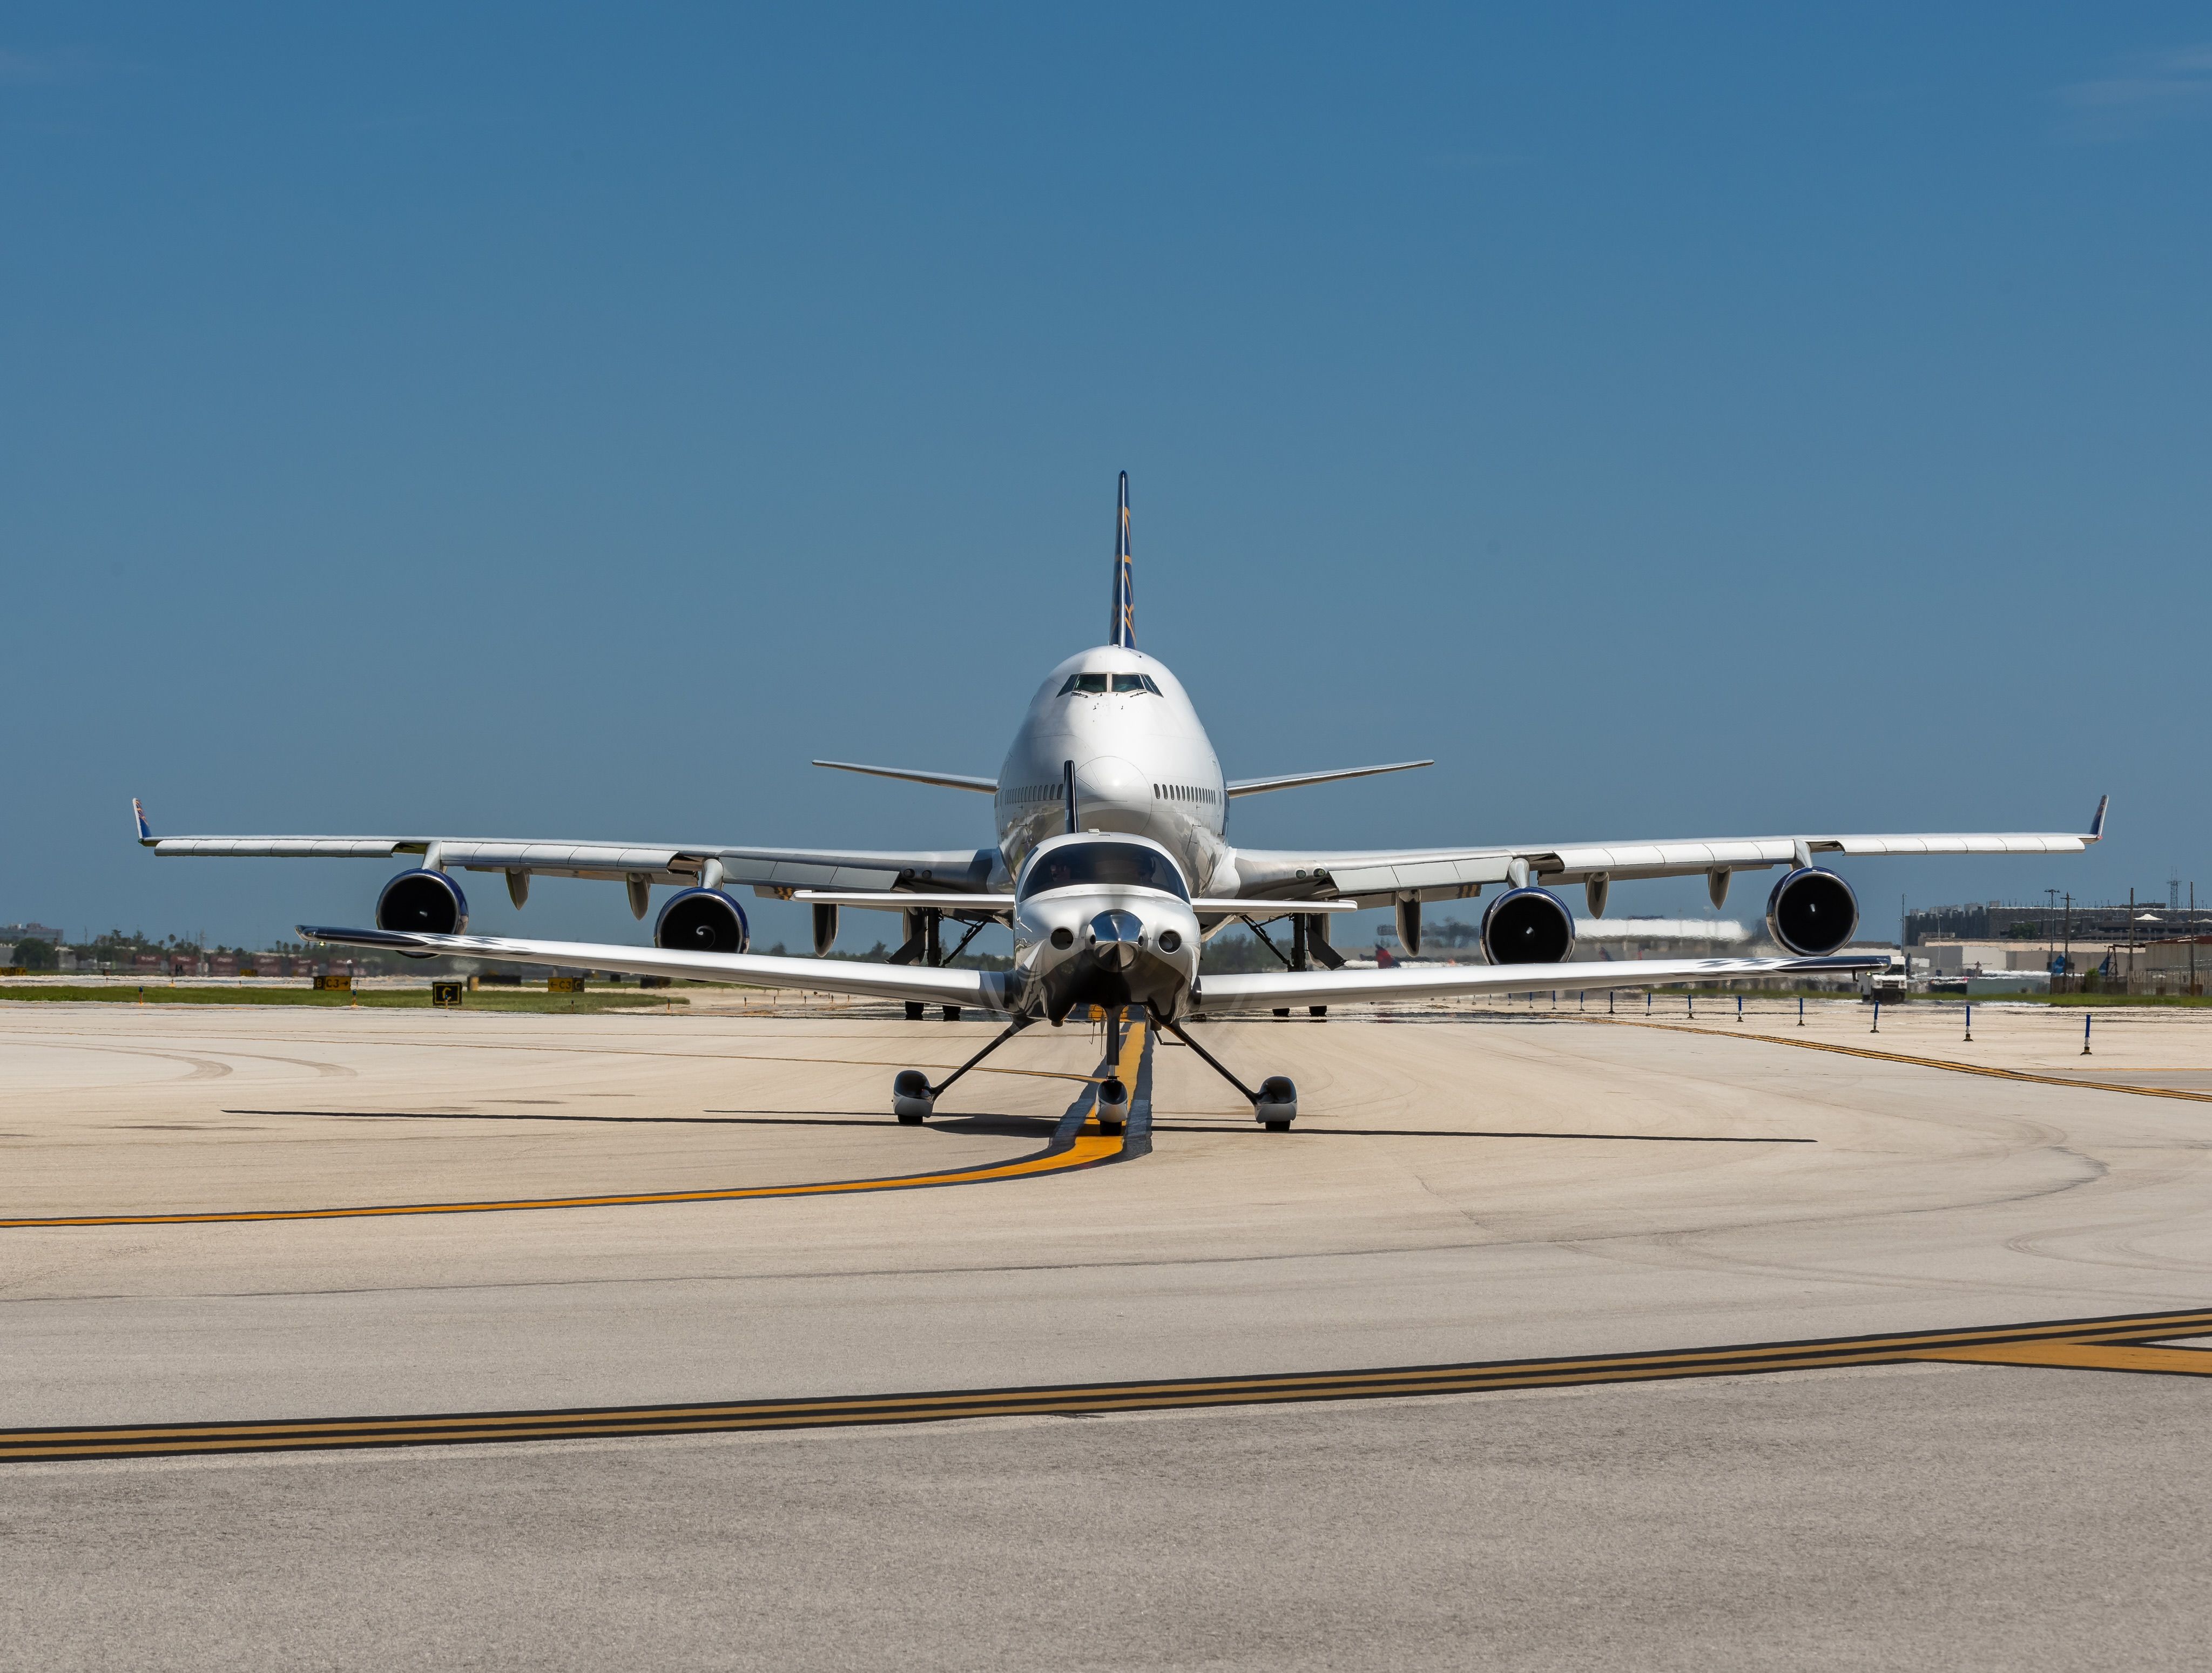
0,1016,1154,1230
0,1132,1128,1229
6,1304,2209,1464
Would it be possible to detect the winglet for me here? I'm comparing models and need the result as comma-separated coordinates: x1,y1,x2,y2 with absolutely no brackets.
1063,759,1079,835
132,798,154,845
2087,794,2109,842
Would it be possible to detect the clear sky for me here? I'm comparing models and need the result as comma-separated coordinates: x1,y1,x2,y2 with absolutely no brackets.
6,5,2209,952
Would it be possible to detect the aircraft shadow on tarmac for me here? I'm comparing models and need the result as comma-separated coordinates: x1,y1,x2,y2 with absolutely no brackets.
235,1108,1065,1138
232,1109,1813,1144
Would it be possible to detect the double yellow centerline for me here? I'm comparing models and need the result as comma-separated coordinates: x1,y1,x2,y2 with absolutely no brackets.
7,1305,2208,1464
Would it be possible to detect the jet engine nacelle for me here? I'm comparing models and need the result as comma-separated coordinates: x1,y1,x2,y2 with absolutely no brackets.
376,870,468,957
1480,885,1576,964
1765,867,1858,956
653,887,750,955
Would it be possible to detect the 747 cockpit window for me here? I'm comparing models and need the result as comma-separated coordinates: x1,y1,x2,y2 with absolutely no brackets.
1057,672,1160,696
1018,841,1190,901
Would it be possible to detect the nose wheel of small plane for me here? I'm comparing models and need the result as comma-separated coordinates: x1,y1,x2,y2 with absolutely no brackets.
1095,1076,1129,1135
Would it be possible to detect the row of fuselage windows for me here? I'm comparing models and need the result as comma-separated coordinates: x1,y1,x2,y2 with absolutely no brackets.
1000,780,1218,809
1059,672,1162,696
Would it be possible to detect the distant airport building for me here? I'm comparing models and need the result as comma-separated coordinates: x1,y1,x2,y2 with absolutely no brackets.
0,922,65,967
1907,894,2208,993
1906,899,2202,947
1574,918,1752,959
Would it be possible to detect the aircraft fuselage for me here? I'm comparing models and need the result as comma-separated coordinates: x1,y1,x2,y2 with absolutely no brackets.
994,645,1232,893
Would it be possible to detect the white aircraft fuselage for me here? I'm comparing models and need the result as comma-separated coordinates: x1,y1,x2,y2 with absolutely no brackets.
995,645,1231,892
994,645,1230,1022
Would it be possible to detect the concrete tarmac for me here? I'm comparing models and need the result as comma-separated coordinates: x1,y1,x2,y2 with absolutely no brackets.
5,995,2212,1665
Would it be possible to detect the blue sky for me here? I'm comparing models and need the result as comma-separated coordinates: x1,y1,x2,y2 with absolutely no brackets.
5,5,2209,950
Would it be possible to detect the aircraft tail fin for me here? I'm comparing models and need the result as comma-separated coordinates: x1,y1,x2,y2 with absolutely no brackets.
1109,471,1135,647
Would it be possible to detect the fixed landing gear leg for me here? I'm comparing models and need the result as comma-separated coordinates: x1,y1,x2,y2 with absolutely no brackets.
1095,1006,1130,1134
892,1015,1034,1123
1152,1011,1298,1131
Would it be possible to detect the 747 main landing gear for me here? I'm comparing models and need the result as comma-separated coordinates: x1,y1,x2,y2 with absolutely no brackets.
1153,1011,1298,1131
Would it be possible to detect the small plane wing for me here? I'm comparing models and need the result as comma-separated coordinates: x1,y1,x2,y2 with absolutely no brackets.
297,926,1014,1011
1229,797,2110,905
1196,953,1885,1015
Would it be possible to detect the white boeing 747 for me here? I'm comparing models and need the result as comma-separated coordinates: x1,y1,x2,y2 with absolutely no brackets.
136,476,2106,1129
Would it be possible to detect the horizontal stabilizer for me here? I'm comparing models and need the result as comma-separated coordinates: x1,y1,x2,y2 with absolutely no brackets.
813,761,998,794
1226,761,1433,798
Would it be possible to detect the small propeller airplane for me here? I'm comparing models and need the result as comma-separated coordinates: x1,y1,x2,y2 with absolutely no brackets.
136,476,2107,1130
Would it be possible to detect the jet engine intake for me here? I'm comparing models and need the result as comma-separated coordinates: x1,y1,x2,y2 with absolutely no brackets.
653,888,750,955
1480,885,1576,964
1765,867,1858,956
376,870,468,954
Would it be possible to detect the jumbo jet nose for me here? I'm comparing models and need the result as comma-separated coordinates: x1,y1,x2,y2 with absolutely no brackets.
1072,756,1154,833
1087,908,1145,970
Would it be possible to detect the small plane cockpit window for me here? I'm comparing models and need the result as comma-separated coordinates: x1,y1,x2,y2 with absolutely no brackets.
1058,673,1111,696
1018,841,1191,901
